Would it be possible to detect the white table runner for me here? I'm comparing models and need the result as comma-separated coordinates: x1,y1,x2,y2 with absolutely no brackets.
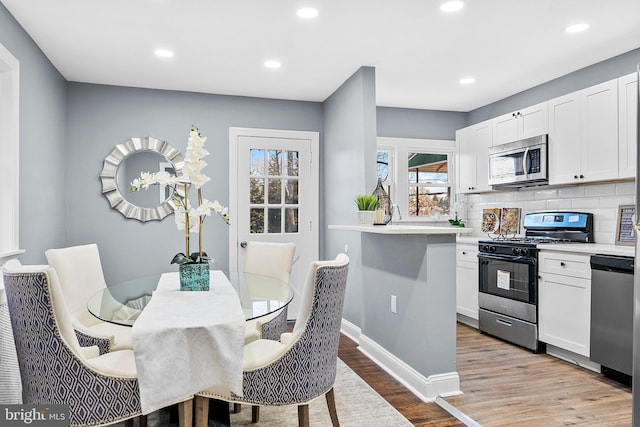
132,271,245,414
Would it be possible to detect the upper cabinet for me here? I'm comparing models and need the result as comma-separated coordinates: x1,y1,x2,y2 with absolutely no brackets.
548,79,619,185
456,121,492,194
492,102,549,146
618,72,638,179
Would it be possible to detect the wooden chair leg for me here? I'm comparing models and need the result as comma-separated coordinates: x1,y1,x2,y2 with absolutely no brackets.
124,419,133,427
179,398,193,427
325,387,340,426
251,405,260,423
194,396,209,427
139,414,148,427
234,403,242,413
298,404,309,427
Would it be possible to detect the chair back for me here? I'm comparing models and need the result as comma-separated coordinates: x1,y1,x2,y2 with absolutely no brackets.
2,262,142,425
45,244,108,327
243,253,349,405
243,242,296,283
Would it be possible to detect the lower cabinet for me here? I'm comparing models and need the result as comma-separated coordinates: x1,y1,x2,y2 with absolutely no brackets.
456,243,478,320
538,251,591,357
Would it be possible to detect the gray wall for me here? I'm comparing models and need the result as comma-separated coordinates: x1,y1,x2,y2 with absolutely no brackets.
66,83,323,284
322,66,377,327
0,3,67,265
377,106,468,140
469,47,640,124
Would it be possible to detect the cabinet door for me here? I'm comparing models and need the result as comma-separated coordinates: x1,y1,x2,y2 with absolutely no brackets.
581,79,619,182
456,126,476,194
538,273,591,356
473,122,492,192
456,244,478,320
548,93,581,185
492,112,519,146
518,102,548,139
456,121,491,194
619,73,638,179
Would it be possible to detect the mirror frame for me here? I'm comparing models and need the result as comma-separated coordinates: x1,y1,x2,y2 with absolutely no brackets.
100,136,185,222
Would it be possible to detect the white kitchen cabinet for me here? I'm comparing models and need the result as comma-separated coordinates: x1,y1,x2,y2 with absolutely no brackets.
538,251,591,357
548,79,619,185
492,102,549,146
456,121,491,194
456,243,478,320
618,72,638,179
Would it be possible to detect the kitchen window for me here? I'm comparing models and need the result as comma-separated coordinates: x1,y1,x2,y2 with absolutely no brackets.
377,137,455,222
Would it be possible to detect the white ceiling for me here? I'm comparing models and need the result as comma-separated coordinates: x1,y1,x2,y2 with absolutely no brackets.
3,0,640,112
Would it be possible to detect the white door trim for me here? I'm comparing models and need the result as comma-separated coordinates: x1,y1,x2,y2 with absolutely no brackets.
228,127,319,271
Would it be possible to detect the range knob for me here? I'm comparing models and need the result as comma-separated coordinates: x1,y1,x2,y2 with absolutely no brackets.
481,245,491,252
520,248,529,256
489,246,497,253
511,248,519,256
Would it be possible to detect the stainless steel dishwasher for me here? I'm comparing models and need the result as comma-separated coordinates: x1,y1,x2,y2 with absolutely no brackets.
590,254,634,383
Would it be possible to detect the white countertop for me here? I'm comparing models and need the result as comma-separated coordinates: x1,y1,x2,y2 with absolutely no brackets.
537,243,635,257
328,224,474,235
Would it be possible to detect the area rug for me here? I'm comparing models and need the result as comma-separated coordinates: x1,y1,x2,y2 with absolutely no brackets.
113,358,411,426
228,358,412,426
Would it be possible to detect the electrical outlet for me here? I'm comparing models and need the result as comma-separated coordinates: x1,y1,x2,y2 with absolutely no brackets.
391,295,397,313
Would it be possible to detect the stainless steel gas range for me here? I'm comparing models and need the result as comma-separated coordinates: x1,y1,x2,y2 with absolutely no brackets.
477,211,594,352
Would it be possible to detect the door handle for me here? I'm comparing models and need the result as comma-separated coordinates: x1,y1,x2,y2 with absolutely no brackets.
496,318,513,327
240,241,247,248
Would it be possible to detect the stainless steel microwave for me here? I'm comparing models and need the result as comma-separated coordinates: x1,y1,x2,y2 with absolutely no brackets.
488,135,548,188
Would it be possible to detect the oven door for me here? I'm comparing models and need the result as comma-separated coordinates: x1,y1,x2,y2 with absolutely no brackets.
478,253,537,304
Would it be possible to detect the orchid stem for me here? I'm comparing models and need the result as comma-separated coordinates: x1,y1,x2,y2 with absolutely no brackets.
197,188,203,259
183,182,189,257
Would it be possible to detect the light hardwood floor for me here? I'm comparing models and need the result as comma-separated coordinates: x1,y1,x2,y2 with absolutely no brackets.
339,322,632,426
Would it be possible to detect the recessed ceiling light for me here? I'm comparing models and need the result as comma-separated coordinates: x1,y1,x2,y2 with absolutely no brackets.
154,49,174,58
297,7,319,19
460,77,475,85
264,60,282,69
440,1,464,12
566,23,589,33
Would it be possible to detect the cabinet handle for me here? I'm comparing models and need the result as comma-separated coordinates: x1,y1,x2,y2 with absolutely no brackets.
560,262,566,267
574,175,579,179
579,174,584,179
462,251,467,255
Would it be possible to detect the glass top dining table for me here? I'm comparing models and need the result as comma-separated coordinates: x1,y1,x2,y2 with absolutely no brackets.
87,271,294,327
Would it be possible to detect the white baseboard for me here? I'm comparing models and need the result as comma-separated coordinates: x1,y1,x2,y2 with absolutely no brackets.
356,332,460,402
340,318,361,344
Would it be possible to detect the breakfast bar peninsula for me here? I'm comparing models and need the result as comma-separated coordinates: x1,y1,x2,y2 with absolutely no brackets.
329,224,473,401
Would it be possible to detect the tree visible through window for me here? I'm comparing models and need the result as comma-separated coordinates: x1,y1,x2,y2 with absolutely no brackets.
407,152,450,217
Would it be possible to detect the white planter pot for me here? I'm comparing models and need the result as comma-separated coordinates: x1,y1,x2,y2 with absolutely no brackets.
358,210,376,225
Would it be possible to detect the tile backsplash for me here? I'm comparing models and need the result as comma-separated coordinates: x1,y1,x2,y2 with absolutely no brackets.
460,181,636,245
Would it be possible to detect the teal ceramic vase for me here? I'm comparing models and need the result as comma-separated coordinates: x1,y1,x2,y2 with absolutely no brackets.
179,263,210,291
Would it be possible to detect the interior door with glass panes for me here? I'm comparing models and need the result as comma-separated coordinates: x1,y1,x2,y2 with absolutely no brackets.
229,128,319,320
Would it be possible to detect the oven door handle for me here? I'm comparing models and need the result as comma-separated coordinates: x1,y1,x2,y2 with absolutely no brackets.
478,253,537,265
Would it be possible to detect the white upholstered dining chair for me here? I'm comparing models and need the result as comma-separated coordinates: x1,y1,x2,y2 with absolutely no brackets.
243,241,296,344
196,253,350,427
1,261,194,427
46,243,133,354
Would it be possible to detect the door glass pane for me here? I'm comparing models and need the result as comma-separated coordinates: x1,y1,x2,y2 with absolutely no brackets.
250,208,264,233
268,179,282,204
250,149,265,176
268,150,282,175
268,208,281,233
285,179,298,204
285,208,298,233
250,178,264,204
284,151,299,176
408,186,450,217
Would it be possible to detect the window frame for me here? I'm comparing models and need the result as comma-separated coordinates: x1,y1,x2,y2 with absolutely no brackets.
377,137,456,223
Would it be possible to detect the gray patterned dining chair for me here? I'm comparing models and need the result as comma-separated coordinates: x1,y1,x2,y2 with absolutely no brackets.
195,253,349,427
2,261,151,426
243,241,296,344
46,243,133,354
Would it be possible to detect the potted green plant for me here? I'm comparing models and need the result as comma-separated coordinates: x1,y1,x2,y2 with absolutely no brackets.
355,194,378,225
